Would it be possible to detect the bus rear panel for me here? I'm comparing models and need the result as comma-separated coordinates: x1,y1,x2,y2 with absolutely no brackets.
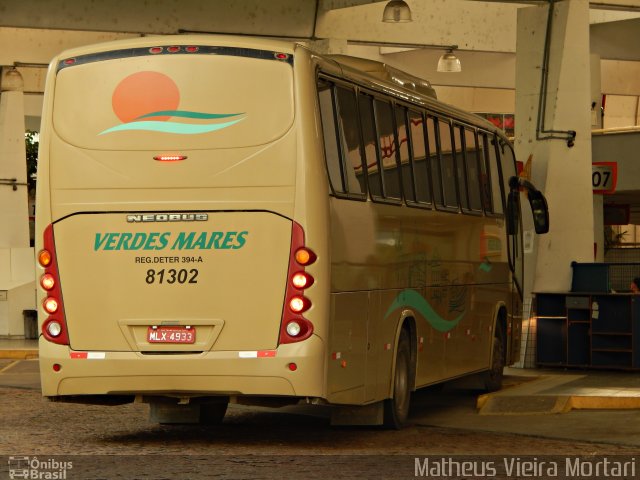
36,37,326,402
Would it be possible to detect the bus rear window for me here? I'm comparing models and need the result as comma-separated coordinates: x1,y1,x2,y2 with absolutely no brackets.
52,53,294,151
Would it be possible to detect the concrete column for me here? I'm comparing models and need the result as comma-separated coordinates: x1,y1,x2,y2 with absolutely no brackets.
0,66,35,338
515,1,594,296
0,67,29,248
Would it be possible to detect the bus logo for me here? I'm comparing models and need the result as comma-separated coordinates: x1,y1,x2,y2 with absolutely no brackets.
385,289,465,333
126,213,209,223
99,71,247,135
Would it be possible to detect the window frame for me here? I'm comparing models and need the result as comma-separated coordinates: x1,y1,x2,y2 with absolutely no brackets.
315,68,514,220
404,108,434,210
433,116,460,213
369,94,403,205
316,75,367,201
458,125,484,216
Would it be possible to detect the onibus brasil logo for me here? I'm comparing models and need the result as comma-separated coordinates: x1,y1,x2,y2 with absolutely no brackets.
99,71,246,135
8,456,73,479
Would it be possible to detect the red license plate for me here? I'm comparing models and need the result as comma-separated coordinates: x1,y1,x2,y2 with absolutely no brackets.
147,326,195,344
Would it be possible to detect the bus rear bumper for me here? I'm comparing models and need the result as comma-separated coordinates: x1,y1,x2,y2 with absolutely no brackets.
38,335,325,399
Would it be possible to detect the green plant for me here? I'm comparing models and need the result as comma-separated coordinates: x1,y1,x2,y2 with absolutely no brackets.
25,130,38,191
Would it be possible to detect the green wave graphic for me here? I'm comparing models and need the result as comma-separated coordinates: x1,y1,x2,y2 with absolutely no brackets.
384,289,465,332
135,110,244,120
99,117,245,135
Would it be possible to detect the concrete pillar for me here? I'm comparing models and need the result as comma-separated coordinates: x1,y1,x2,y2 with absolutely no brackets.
0,67,29,248
0,66,35,338
515,1,594,297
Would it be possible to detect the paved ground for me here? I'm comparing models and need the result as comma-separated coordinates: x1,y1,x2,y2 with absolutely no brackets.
1,357,639,479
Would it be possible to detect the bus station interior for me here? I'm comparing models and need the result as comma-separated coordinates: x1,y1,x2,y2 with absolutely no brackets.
2,0,640,434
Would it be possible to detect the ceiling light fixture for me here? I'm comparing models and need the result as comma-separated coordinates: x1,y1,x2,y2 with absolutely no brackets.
382,0,412,23
437,48,462,73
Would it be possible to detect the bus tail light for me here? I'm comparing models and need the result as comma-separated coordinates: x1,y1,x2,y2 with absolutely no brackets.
43,297,59,314
289,295,311,314
45,319,63,337
286,321,302,337
295,247,317,266
39,224,70,346
40,273,55,291
291,272,314,289
38,249,52,267
279,222,315,345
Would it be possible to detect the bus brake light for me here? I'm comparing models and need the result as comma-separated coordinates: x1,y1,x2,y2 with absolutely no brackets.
40,224,70,346
289,296,310,314
153,155,187,162
292,272,314,289
40,273,55,291
43,297,59,314
279,222,314,345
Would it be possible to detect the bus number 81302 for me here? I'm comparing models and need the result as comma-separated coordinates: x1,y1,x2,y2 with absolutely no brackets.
145,268,199,284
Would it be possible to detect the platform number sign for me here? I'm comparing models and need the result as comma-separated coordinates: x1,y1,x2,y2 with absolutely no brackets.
592,162,617,194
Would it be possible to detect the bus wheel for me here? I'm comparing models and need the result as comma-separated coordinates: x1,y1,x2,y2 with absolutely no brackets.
199,400,229,425
384,329,411,429
483,325,505,392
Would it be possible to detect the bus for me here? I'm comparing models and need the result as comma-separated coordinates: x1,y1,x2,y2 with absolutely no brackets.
36,35,549,428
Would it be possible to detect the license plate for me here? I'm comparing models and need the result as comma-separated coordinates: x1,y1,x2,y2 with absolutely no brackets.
147,326,195,344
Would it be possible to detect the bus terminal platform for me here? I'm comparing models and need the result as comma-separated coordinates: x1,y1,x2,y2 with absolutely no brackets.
1,339,639,448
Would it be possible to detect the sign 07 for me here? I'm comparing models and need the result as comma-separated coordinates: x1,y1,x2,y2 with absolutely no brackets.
592,162,617,194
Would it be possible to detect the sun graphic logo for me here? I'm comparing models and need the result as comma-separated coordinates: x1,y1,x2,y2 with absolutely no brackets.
99,71,246,135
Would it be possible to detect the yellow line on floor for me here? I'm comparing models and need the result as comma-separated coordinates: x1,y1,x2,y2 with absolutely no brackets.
0,350,39,360
0,360,18,373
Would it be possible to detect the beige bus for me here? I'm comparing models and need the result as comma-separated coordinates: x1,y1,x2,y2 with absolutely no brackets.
36,35,548,428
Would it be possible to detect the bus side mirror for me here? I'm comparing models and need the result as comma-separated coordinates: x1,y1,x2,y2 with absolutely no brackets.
508,176,550,235
528,190,550,234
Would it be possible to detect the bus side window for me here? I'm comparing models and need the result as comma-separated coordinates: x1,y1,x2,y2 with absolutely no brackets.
453,124,468,210
464,127,483,212
359,93,383,198
427,116,443,206
395,105,415,203
477,133,493,213
409,110,432,205
335,86,365,195
317,79,345,194
437,119,459,209
374,98,402,200
486,134,505,214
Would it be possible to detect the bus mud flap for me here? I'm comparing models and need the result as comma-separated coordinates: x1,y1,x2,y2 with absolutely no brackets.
330,401,384,426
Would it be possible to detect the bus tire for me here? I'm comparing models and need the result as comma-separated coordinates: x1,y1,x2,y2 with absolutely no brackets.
383,329,411,429
199,401,229,425
483,324,505,392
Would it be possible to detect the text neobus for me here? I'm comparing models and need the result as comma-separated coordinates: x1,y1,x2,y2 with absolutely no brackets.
93,231,248,251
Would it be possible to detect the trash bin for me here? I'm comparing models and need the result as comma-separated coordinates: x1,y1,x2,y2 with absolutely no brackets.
22,309,38,340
